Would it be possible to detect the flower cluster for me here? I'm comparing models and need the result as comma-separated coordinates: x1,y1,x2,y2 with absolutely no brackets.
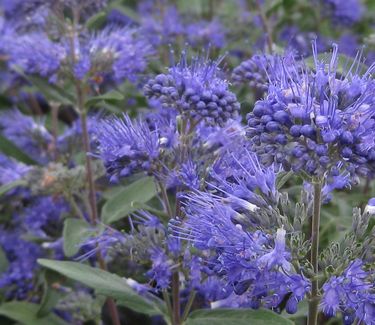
321,259,375,324
232,54,272,92
74,26,153,83
172,196,311,313
247,44,375,177
144,54,240,125
323,0,364,25
93,114,161,183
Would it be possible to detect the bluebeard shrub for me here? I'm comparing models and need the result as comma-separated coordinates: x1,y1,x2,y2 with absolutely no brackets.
0,1,374,325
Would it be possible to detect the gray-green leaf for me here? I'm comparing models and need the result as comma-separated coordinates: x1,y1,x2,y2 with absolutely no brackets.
0,302,68,325
62,218,93,257
185,308,294,325
101,176,158,224
37,259,166,317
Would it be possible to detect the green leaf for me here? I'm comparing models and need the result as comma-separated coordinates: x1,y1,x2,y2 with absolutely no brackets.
0,246,9,273
276,171,294,190
62,218,93,257
101,176,158,224
0,134,38,165
86,11,107,30
38,259,166,316
13,67,75,105
85,90,124,108
185,309,294,325
0,179,27,197
37,270,65,317
0,302,68,325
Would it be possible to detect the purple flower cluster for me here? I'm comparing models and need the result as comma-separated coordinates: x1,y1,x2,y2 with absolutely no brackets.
232,54,272,92
321,260,375,324
93,114,160,183
144,54,240,125
323,0,364,25
74,26,153,83
172,196,310,313
138,2,226,48
0,110,53,164
247,44,375,177
5,32,66,81
0,230,42,299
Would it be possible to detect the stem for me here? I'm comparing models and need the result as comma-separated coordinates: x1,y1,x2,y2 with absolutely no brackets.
50,103,59,160
308,181,322,325
181,290,196,321
163,289,173,325
68,15,121,325
172,271,181,325
254,0,273,53
79,110,98,225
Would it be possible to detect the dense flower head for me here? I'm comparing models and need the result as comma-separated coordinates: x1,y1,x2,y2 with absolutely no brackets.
323,0,364,25
139,3,184,46
74,25,153,83
0,229,42,299
0,153,30,186
232,54,272,92
247,44,375,177
0,109,53,164
210,144,280,207
5,32,66,81
18,196,68,238
93,114,161,183
144,52,240,125
171,194,310,313
0,0,107,31
321,259,375,324
186,19,226,48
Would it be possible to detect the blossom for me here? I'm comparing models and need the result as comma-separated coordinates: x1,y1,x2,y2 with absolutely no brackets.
0,229,42,299
321,259,375,324
144,53,240,125
139,4,184,45
0,109,53,164
74,25,153,83
186,19,226,48
93,114,161,183
171,194,310,313
247,44,375,177
232,54,272,92
5,32,66,80
323,0,364,25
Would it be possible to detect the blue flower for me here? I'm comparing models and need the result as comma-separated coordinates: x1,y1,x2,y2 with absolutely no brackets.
247,43,375,177
186,19,226,48
75,25,153,83
323,0,364,25
0,229,42,299
6,33,66,81
144,52,240,125
93,114,161,183
321,259,375,323
0,109,53,164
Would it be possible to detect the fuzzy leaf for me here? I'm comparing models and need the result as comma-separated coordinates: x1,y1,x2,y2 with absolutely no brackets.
0,302,68,325
62,218,93,257
0,179,27,197
0,135,38,165
38,259,166,316
185,309,294,325
85,90,124,107
101,176,158,224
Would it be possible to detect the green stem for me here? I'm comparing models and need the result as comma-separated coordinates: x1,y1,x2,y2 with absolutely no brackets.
181,290,196,321
308,181,322,325
172,271,181,325
254,0,273,53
